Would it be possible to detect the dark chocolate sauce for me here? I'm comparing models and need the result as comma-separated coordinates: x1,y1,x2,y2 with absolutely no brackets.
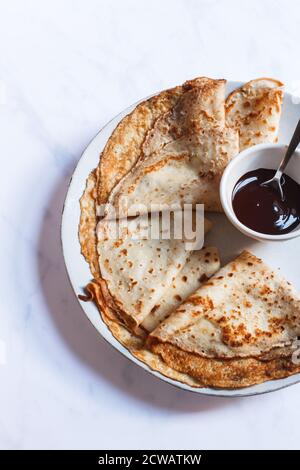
232,168,300,235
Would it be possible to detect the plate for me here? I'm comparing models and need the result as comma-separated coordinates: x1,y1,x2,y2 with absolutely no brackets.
61,81,300,397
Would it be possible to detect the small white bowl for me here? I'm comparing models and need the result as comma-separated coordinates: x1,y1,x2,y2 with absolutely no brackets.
220,143,300,242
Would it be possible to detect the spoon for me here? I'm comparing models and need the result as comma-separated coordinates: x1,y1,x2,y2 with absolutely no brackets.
261,119,300,200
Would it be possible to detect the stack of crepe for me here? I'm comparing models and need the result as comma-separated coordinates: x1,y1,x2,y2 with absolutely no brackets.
79,76,300,388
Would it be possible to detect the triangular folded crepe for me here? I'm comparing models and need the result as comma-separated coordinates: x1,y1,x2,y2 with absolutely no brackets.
97,86,182,204
149,251,300,359
140,246,220,332
79,170,100,278
79,171,220,333
83,281,204,386
97,77,227,206
142,77,227,157
104,79,239,217
106,126,238,217
97,212,220,331
226,78,283,150
150,341,300,388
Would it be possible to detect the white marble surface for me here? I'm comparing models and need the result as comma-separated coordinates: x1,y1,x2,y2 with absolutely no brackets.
1,0,300,450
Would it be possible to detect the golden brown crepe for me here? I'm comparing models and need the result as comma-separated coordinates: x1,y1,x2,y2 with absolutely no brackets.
105,127,238,217
151,342,300,388
97,216,219,331
105,77,238,216
142,78,227,158
226,78,283,150
84,280,203,387
149,251,300,357
98,86,182,205
149,251,300,387
98,78,228,206
80,170,220,333
79,170,100,278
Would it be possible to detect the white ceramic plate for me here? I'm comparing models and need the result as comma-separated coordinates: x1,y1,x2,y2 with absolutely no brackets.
61,81,300,397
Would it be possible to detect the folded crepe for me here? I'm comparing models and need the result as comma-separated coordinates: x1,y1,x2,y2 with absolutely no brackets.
105,78,239,216
226,78,283,150
105,126,238,217
149,251,300,387
97,84,183,205
149,342,300,388
97,77,227,207
80,171,221,333
141,246,220,333
142,77,227,157
97,211,220,331
84,280,204,387
79,170,100,278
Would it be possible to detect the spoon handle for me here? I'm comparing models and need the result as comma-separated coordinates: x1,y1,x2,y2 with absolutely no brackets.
276,119,300,178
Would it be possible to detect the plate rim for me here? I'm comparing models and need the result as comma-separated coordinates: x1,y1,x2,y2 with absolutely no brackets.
61,80,300,397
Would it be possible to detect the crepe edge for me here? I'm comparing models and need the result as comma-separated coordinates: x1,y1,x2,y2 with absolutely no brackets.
83,280,204,388
78,170,100,279
150,342,300,389
98,85,183,204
